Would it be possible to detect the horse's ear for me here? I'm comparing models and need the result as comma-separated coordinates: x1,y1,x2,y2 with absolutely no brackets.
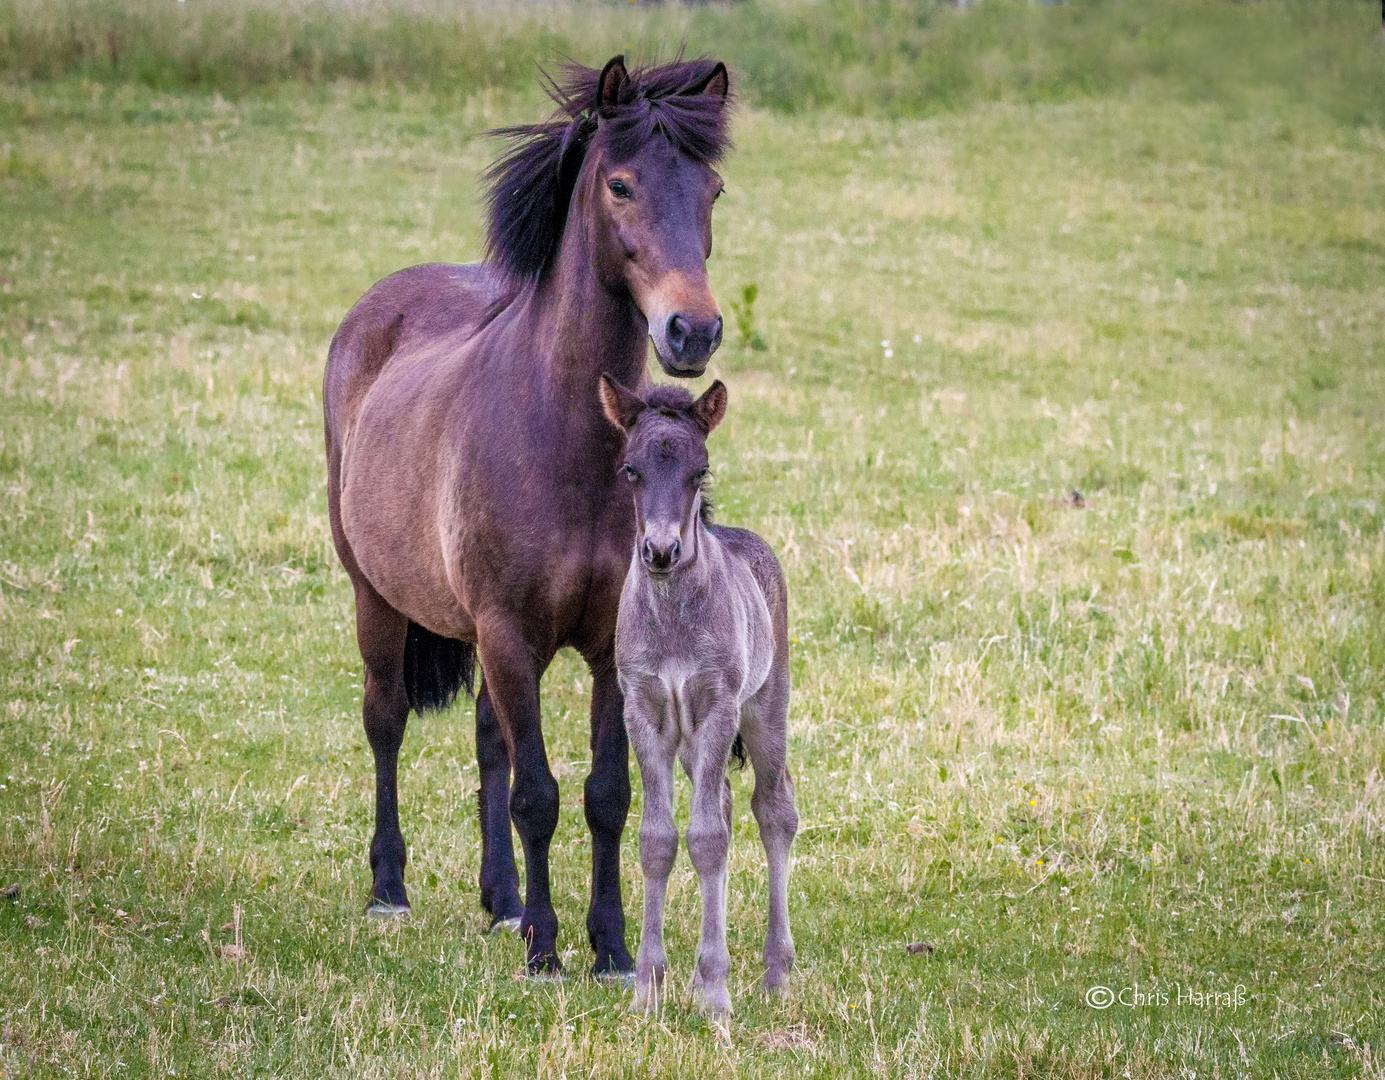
597,56,630,112
689,380,727,435
599,374,645,432
688,62,729,101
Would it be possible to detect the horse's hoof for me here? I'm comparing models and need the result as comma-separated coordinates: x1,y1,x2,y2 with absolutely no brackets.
489,916,522,935
366,901,411,920
524,951,567,982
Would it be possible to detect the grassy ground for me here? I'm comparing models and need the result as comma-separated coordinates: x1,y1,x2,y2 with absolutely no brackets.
3,22,1385,1080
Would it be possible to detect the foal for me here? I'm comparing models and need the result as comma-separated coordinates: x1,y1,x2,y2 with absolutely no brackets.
600,376,798,1019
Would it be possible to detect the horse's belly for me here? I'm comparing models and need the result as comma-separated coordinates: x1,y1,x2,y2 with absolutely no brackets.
340,441,473,640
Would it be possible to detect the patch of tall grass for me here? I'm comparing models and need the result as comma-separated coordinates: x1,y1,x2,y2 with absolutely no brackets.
1,0,1382,123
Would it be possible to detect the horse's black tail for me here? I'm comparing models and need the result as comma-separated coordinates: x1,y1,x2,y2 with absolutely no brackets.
730,732,747,771
403,621,475,714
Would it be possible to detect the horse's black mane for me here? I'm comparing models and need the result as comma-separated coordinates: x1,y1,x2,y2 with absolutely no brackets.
485,57,732,280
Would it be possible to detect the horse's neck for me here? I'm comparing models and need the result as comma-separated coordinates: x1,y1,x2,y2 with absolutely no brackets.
529,232,648,405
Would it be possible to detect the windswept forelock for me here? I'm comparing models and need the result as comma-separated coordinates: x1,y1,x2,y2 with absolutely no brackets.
641,385,697,415
484,57,733,280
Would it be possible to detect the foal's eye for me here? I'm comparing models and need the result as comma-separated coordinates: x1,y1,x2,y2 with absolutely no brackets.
608,179,632,200
694,467,711,484
622,464,640,482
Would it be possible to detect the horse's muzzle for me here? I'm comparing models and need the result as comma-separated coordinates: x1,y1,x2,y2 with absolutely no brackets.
654,312,722,377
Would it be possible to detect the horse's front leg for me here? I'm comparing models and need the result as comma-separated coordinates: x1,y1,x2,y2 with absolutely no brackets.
477,624,561,973
475,679,523,931
584,654,634,978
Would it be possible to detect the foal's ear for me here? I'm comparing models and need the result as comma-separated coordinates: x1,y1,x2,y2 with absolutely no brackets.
688,62,729,101
689,380,728,435
599,374,645,432
597,56,630,112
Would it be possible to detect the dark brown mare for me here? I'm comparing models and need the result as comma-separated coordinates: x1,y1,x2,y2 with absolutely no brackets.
323,57,733,975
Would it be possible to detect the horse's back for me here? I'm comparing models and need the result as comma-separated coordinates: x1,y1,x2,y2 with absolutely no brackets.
324,262,514,442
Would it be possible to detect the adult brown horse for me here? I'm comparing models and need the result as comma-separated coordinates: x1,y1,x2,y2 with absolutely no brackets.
323,56,732,976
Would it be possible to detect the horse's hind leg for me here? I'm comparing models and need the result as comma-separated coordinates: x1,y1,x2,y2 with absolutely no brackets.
742,676,798,994
475,681,523,931
354,582,412,916
584,653,634,978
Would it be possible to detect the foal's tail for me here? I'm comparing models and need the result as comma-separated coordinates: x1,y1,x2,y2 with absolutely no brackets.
403,621,476,713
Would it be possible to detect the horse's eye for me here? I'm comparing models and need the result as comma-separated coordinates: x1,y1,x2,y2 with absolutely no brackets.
622,464,640,481
608,180,632,200
713,187,724,202
694,467,711,484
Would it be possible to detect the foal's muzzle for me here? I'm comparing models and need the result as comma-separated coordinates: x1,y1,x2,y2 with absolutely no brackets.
642,536,682,576
656,312,722,377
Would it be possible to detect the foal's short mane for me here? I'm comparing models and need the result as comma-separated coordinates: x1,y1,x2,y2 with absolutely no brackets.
485,58,733,280
643,385,696,413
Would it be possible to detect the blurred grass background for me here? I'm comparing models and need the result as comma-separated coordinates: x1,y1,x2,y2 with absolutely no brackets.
1,0,1383,123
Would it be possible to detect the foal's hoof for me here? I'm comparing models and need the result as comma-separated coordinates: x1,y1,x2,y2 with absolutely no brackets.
629,988,660,1015
489,915,522,935
692,987,733,1021
760,974,790,997
366,901,411,921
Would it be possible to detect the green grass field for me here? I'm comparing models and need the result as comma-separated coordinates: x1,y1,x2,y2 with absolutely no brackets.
3,2,1385,1076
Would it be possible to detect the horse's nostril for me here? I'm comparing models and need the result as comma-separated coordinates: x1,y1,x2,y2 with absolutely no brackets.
642,539,653,563
710,317,723,348
665,314,689,353
671,541,681,561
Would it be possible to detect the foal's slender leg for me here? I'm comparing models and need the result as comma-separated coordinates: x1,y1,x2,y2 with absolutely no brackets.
355,583,412,916
478,626,561,973
628,716,677,1013
679,755,731,994
584,655,634,977
684,712,737,1019
475,679,523,931
743,683,799,994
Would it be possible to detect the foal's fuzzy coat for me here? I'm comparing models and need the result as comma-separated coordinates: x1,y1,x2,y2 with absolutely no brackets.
601,376,798,1018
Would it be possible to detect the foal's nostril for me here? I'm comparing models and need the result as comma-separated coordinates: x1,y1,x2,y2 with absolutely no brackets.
672,540,681,562
710,316,723,350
